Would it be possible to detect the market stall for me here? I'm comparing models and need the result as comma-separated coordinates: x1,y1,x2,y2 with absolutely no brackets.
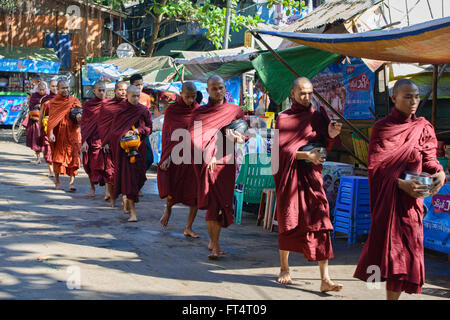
0,46,61,125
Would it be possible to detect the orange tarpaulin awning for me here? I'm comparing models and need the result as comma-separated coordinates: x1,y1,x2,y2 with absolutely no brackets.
256,16,450,64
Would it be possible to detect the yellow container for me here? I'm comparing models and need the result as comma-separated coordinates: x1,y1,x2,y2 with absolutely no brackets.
265,112,275,128
351,127,372,165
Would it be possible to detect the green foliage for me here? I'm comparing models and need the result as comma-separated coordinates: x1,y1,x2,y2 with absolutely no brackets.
0,0,17,13
64,0,308,53
146,0,265,50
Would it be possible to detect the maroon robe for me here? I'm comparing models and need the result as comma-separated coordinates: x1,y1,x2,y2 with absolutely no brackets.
353,108,444,294
189,99,245,228
26,92,45,152
157,95,199,207
98,97,124,184
110,100,152,202
273,101,334,261
39,93,56,164
81,97,105,186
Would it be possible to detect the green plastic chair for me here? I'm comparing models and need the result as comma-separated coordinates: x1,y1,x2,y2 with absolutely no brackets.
234,153,275,224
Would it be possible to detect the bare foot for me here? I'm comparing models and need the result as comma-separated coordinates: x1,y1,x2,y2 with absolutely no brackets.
184,229,200,238
104,194,110,201
208,248,220,260
160,207,171,228
88,189,95,197
109,199,115,208
122,198,130,214
138,191,143,197
207,243,226,255
127,216,138,222
30,159,41,165
55,183,64,190
277,269,293,284
320,278,343,293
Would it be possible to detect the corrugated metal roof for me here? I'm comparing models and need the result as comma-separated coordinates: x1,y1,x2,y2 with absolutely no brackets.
282,0,383,32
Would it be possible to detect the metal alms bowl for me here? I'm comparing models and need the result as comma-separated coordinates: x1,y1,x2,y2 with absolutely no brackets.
404,171,433,196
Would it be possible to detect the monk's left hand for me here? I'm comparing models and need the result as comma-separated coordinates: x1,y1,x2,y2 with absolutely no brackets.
328,121,342,139
76,113,82,123
225,129,245,144
430,171,446,195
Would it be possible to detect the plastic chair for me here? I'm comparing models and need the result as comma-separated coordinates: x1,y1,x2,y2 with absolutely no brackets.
332,176,370,243
234,153,274,224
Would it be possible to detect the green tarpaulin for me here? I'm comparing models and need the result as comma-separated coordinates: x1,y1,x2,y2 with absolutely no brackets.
176,45,340,105
0,46,60,62
101,56,174,76
252,46,341,104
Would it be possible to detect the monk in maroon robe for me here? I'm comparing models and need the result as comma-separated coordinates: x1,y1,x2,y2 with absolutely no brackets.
47,80,82,191
158,81,200,238
98,81,128,207
273,77,343,293
189,75,245,260
110,85,152,222
81,81,108,198
38,80,58,177
353,79,446,300
26,82,46,164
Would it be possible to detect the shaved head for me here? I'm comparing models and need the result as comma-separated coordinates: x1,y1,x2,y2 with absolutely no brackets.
93,81,106,99
393,79,417,96
37,81,47,89
392,79,420,118
207,75,224,86
57,80,70,97
127,85,140,94
114,81,128,100
180,81,197,106
115,81,128,90
94,80,106,89
292,77,312,90
181,81,197,93
127,85,141,105
291,77,313,107
207,75,226,104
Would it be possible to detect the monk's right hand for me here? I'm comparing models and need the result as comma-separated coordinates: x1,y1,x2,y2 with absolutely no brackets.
208,156,217,173
307,148,326,165
81,141,89,153
398,179,430,198
49,131,55,143
159,157,171,171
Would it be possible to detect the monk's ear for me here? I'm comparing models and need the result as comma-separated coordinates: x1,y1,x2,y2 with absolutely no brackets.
391,94,397,104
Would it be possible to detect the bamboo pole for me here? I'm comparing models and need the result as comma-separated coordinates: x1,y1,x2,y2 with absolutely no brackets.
250,30,369,144
432,64,438,127
251,30,369,166
417,64,447,114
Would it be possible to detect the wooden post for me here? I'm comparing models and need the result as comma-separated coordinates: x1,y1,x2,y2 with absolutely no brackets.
383,64,390,116
432,64,438,127
85,0,89,59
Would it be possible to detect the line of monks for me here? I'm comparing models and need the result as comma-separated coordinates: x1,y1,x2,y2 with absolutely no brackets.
24,75,445,299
